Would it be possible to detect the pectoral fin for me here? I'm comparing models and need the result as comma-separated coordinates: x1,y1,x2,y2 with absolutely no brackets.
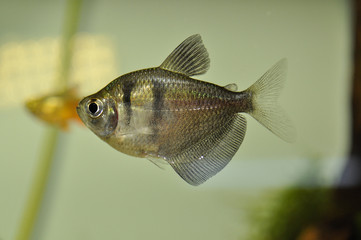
147,156,168,170
168,114,247,186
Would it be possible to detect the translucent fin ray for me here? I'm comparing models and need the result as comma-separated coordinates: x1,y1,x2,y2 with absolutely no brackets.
168,114,247,186
247,59,296,142
159,34,210,76
147,156,168,170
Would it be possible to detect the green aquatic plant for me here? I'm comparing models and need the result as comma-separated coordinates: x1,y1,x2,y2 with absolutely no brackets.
246,164,332,240
15,0,82,239
247,186,331,240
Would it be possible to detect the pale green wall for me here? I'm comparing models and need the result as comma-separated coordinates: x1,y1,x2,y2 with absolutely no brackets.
0,0,351,239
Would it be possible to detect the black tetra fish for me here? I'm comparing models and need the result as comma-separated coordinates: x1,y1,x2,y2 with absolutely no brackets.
77,34,295,185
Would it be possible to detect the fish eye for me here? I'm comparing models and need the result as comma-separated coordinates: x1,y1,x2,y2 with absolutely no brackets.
86,99,103,118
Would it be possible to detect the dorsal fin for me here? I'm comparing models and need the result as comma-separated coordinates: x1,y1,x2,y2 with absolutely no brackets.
159,34,210,76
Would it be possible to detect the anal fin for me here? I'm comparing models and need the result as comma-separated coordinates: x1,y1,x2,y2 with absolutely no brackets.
168,114,247,186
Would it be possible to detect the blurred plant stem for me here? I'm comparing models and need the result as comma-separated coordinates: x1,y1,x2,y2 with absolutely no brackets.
15,0,82,239
57,0,82,91
15,128,59,240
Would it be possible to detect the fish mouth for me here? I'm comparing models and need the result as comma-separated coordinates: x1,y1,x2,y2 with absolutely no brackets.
75,103,84,122
76,105,81,116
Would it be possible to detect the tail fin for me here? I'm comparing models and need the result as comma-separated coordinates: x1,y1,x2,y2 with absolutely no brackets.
246,59,296,142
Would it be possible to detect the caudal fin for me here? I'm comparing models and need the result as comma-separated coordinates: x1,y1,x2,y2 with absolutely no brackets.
246,59,296,142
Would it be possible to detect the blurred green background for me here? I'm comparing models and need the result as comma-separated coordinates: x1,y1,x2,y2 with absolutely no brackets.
0,0,352,239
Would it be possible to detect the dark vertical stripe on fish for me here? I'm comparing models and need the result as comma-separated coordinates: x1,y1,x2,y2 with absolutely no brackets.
151,80,165,136
122,80,135,125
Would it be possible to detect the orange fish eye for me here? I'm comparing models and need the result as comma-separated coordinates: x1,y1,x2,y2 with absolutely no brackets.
86,98,104,118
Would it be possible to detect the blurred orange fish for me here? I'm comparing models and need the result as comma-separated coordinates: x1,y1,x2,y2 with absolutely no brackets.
25,87,82,131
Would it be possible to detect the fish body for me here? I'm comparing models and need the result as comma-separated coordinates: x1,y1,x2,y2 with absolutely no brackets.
89,67,250,158
26,88,81,130
77,35,294,185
